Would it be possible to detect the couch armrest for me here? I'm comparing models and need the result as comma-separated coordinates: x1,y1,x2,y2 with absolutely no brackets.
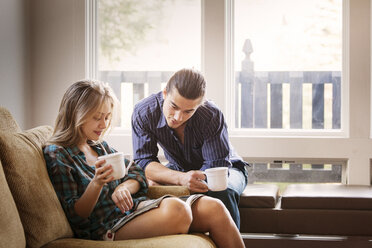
147,186,190,199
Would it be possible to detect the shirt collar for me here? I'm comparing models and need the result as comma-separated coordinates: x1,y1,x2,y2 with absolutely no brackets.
155,91,198,130
66,145,82,157
156,93,168,129
157,114,168,129
66,141,102,157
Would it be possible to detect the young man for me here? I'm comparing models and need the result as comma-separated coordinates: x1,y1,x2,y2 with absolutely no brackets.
131,69,248,229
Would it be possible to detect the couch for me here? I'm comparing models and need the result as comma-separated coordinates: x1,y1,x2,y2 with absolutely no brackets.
0,107,215,248
3,105,372,248
239,181,372,247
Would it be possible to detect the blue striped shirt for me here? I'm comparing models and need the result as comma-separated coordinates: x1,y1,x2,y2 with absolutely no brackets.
132,91,247,172
43,141,148,240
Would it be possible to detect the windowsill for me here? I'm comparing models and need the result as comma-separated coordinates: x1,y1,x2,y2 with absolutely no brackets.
107,127,348,139
228,128,348,138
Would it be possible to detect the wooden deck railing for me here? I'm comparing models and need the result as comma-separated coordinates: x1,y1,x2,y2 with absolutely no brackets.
235,70,341,129
99,69,341,130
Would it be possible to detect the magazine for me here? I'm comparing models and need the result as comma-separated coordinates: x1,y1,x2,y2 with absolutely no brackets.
108,194,204,234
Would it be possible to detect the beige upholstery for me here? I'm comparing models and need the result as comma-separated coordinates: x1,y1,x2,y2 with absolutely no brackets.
0,159,26,248
0,107,21,132
147,185,190,199
43,234,215,248
0,126,74,248
0,107,216,248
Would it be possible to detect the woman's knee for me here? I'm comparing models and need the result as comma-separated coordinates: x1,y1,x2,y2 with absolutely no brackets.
160,198,193,233
198,197,230,221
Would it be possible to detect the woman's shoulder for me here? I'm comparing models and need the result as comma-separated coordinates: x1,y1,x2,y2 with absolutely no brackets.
44,143,66,153
43,143,70,160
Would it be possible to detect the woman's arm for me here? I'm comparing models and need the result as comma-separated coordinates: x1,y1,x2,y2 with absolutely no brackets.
111,179,140,213
74,160,114,218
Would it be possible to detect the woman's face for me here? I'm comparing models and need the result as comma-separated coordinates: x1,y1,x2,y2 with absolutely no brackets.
81,101,112,142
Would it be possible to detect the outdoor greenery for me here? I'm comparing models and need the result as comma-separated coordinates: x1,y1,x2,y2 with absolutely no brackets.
98,0,172,62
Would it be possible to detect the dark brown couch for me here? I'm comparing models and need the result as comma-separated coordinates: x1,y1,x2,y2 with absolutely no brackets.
239,183,372,247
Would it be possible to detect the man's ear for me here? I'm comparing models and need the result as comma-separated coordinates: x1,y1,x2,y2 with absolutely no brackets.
162,88,167,99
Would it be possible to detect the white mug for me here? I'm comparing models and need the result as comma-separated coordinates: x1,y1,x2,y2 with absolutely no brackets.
203,167,228,191
97,152,134,180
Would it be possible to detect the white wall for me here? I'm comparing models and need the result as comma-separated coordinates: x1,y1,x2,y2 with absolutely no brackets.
30,0,85,127
0,0,85,129
0,0,29,129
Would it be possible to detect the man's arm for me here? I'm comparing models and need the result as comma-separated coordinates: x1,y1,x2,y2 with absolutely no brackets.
145,161,208,193
131,101,207,192
200,105,232,170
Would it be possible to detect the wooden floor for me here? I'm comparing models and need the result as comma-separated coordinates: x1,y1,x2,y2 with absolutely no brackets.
241,233,372,248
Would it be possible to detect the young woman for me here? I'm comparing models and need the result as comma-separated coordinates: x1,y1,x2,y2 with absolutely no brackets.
43,80,245,247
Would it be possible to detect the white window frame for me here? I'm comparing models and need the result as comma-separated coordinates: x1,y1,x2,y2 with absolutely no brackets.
86,0,372,185
224,0,349,137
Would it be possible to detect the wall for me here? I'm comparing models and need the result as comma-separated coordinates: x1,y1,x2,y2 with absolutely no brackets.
0,0,85,129
30,0,85,127
0,0,29,129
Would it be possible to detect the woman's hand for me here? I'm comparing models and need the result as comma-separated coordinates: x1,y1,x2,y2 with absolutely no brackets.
92,159,114,187
112,185,134,213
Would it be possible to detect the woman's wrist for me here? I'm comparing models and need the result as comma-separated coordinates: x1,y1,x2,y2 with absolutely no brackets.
91,178,105,189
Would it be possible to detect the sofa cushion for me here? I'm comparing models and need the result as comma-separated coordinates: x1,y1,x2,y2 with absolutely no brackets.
147,186,190,199
0,159,26,247
0,107,21,132
0,126,73,248
42,234,215,248
239,184,279,208
281,184,372,210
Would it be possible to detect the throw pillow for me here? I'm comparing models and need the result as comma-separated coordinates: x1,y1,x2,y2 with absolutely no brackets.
0,126,73,248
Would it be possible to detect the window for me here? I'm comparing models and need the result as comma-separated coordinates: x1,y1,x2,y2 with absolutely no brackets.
233,0,342,130
96,0,201,128
88,0,372,185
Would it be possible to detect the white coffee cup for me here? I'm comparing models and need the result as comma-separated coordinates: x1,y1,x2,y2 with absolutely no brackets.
97,152,134,180
203,167,228,191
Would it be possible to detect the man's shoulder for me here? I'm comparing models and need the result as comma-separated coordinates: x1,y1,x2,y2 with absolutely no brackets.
132,92,163,128
133,92,162,116
135,91,162,108
196,100,224,120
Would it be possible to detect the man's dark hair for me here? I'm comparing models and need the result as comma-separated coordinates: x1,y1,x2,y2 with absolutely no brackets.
166,69,206,100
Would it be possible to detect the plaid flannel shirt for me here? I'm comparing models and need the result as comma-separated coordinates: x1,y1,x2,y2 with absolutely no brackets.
43,141,148,240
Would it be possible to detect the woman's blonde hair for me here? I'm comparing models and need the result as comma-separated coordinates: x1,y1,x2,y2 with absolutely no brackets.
48,80,119,147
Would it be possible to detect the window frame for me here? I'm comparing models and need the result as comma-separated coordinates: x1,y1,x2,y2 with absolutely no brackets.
224,0,348,137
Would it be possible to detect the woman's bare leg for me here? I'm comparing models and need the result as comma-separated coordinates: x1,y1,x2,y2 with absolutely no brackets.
114,197,192,240
189,196,245,248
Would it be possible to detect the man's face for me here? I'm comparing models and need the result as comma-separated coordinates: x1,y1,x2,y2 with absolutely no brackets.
162,88,203,129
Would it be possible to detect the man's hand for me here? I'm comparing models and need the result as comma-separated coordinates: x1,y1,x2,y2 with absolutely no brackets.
180,170,209,193
112,185,134,213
